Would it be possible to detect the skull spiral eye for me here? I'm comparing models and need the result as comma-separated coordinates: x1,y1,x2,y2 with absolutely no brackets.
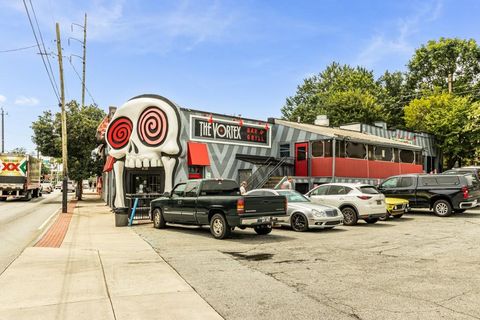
137,107,168,146
107,117,133,149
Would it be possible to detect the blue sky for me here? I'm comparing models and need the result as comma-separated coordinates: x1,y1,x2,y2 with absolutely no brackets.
0,0,479,153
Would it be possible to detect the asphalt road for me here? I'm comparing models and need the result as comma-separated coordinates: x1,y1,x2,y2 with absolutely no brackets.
0,191,69,274
136,209,480,320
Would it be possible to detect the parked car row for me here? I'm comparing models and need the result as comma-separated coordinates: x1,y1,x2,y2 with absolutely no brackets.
149,168,480,239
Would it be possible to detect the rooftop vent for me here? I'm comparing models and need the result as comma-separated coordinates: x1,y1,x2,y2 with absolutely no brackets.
314,115,329,127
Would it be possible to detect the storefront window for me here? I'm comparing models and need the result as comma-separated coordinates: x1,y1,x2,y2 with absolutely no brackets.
280,144,290,157
393,148,400,163
399,150,414,163
297,146,307,160
336,140,346,158
415,151,423,165
374,146,393,161
346,142,366,159
312,141,323,157
133,174,163,194
324,140,332,157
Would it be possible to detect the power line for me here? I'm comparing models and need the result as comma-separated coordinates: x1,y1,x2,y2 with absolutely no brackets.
68,58,97,106
0,44,37,53
22,0,60,102
28,0,60,98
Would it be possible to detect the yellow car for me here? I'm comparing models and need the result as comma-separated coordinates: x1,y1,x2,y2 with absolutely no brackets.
380,198,409,220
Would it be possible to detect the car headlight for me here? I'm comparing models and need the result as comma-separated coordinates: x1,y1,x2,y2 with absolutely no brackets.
312,209,326,217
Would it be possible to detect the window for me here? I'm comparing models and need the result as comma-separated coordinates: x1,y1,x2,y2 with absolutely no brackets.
359,186,380,194
276,190,310,203
336,140,346,157
324,140,333,157
327,185,352,195
399,150,415,163
346,142,366,159
381,177,399,188
420,176,460,186
184,181,200,197
311,141,323,157
297,146,307,160
415,151,423,165
171,183,186,197
374,146,393,161
280,144,290,157
200,180,240,196
399,177,415,188
310,185,329,196
393,148,400,163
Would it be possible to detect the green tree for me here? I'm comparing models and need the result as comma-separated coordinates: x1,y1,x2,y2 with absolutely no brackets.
31,101,106,200
281,62,386,126
41,162,51,176
377,71,409,128
404,92,477,168
407,38,480,95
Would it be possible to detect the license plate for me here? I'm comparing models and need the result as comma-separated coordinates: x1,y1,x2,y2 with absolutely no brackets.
376,200,382,205
257,217,270,223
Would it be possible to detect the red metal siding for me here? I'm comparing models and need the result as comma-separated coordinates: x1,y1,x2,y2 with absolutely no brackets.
310,157,423,179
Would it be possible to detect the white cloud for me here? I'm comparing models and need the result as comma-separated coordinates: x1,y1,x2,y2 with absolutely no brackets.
355,0,443,69
0,95,6,103
14,96,39,106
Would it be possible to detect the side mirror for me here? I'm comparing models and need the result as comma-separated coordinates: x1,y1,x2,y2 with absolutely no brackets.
163,192,170,197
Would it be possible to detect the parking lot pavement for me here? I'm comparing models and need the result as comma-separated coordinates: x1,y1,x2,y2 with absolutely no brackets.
135,210,480,320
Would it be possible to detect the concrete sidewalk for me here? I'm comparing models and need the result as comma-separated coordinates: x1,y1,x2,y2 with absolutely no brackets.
0,195,223,320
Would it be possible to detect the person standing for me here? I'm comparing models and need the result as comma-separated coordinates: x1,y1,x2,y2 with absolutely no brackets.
240,181,247,195
281,177,294,189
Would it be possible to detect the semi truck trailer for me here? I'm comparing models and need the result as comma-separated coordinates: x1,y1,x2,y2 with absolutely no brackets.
0,154,42,201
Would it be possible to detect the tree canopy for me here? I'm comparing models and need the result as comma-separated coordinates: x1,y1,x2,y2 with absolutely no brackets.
282,37,480,166
31,101,106,199
407,37,480,95
281,62,386,126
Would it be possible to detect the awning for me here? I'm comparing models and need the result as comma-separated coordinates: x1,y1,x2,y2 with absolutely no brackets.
103,155,116,173
187,142,210,166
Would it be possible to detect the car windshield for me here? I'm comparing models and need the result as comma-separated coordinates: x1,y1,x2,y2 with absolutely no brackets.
277,190,310,203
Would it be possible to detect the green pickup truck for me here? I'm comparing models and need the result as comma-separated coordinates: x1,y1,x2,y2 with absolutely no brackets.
150,179,287,239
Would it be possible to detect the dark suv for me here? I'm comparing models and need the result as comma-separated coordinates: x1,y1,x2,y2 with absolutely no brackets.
378,174,480,217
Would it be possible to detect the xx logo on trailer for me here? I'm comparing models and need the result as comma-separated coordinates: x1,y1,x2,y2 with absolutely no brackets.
0,158,28,176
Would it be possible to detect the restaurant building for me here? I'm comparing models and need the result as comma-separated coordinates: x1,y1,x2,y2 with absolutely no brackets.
99,94,432,208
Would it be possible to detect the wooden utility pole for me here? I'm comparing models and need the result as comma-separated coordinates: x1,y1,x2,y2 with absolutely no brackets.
81,13,87,108
448,73,453,93
56,22,68,213
1,107,4,153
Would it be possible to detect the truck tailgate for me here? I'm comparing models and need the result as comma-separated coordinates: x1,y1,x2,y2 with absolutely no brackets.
243,195,286,217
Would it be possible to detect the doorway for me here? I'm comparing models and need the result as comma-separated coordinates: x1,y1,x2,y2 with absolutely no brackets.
295,142,309,176
125,168,165,195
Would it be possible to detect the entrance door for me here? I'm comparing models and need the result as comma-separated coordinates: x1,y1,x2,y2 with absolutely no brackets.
295,142,308,176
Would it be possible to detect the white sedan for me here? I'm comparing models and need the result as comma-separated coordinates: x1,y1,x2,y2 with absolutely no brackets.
306,183,386,226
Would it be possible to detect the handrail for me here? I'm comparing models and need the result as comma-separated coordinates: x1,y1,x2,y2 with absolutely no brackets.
274,176,288,189
256,157,290,188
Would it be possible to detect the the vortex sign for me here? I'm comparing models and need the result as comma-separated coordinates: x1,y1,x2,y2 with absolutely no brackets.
107,117,133,149
137,107,168,146
191,115,271,148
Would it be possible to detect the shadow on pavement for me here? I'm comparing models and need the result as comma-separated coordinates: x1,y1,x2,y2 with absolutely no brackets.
147,224,296,243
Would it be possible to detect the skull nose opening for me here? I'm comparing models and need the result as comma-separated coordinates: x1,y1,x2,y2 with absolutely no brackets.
128,140,139,154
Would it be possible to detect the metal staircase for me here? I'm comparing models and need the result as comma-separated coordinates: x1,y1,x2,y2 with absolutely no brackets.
245,157,293,190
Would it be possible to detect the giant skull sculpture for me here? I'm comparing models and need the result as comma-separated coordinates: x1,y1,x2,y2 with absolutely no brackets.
106,94,182,208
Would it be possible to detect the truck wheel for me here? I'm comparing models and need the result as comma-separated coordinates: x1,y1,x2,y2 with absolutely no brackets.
254,224,272,235
291,213,309,232
341,207,358,226
433,200,452,217
364,218,378,224
24,191,32,201
153,208,166,229
210,213,231,239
